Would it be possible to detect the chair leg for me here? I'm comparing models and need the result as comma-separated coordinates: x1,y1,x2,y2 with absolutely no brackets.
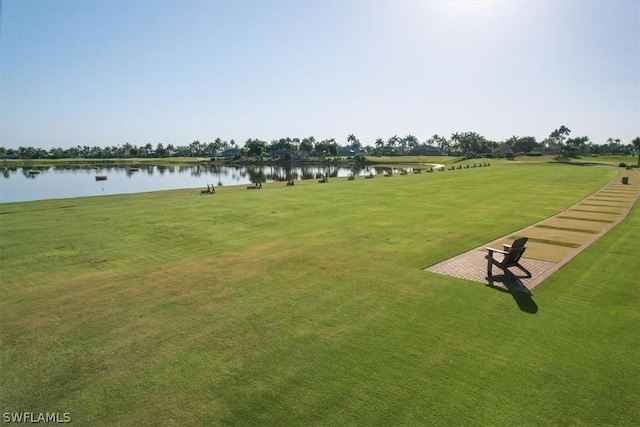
487,252,494,280
515,263,532,278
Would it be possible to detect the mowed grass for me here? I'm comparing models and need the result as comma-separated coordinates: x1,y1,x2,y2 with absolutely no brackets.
1,162,638,425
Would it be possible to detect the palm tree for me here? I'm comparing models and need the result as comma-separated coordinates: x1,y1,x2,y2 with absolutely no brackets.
437,135,449,149
632,137,640,166
387,135,400,147
346,134,361,149
505,135,518,149
404,135,419,150
450,132,460,149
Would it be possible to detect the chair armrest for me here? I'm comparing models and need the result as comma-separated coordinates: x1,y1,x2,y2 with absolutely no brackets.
486,247,508,255
503,244,512,251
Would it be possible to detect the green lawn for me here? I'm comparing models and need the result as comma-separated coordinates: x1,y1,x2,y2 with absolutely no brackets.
1,161,638,425
514,153,638,167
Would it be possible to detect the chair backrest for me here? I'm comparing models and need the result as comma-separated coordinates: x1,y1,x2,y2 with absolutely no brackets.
503,237,528,266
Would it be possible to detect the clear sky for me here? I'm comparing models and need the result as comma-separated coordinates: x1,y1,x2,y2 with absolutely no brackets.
1,0,638,150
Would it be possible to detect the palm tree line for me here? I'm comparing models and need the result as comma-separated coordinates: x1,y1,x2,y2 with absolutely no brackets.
2,128,639,160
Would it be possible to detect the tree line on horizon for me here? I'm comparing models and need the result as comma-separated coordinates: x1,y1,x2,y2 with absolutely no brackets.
2,128,639,160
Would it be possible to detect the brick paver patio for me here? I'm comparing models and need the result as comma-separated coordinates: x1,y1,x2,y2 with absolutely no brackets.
425,250,556,290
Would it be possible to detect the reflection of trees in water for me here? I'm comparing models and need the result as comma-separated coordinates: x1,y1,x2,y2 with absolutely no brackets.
350,164,368,176
209,165,223,174
208,164,223,186
373,166,392,174
245,167,266,183
190,165,203,177
53,165,81,171
22,168,37,179
2,163,360,183
300,166,316,180
21,167,50,179
283,166,299,181
269,165,282,182
268,165,290,182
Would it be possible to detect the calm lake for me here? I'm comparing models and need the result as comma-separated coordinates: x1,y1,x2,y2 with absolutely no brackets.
0,163,410,204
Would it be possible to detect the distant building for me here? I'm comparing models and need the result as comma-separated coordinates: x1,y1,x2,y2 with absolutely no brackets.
338,145,364,156
381,146,397,156
268,147,291,157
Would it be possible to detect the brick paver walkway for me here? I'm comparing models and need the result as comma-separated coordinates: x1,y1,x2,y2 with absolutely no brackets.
424,168,640,292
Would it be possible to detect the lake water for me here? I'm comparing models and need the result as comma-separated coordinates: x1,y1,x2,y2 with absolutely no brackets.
0,163,411,203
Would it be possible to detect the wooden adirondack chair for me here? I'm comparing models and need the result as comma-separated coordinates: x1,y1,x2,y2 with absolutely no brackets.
486,237,532,281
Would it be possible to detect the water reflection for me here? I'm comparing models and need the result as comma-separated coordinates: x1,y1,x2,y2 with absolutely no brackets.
1,163,411,203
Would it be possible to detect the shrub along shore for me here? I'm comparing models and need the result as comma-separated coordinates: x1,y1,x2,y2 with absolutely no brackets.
1,160,638,425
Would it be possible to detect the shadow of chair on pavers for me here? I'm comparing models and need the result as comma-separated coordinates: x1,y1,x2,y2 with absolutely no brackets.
486,237,532,285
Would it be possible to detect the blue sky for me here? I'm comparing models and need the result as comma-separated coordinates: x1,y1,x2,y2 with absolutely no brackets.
1,0,638,149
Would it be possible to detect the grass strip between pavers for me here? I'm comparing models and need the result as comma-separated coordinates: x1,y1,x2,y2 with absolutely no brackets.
560,209,622,220
498,237,575,262
557,215,614,223
538,217,606,232
512,227,592,246
580,202,630,208
598,190,637,195
511,235,580,248
601,188,639,192
534,224,599,234
587,198,632,203
569,209,621,215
